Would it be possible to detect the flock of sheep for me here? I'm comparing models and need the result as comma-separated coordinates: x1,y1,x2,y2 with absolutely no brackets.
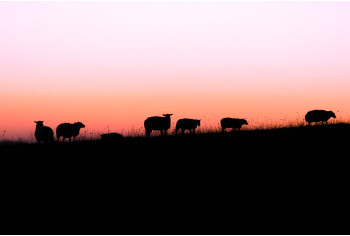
34,109,336,143
34,121,86,143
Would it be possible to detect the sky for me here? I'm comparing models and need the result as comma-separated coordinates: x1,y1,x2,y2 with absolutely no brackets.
1,1,350,139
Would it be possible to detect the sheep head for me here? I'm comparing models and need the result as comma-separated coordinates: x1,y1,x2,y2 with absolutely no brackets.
74,122,86,129
34,121,44,126
328,111,336,118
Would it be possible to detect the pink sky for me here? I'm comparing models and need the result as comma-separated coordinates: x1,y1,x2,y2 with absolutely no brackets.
1,1,350,140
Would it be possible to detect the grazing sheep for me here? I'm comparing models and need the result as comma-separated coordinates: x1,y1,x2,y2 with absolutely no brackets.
56,122,85,142
34,121,54,143
144,114,173,138
175,118,201,134
101,133,124,143
305,110,336,125
221,118,248,132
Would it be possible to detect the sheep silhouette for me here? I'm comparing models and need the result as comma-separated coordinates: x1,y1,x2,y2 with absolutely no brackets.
56,122,85,142
101,132,124,142
144,114,173,138
305,110,336,125
175,118,201,134
34,121,54,143
221,118,248,132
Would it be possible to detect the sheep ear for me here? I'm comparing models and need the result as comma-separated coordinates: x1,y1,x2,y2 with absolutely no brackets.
34,121,38,123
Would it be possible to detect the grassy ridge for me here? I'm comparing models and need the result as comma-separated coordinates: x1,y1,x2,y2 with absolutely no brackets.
1,124,350,234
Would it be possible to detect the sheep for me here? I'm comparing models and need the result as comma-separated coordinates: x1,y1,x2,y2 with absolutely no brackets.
56,122,85,142
175,118,201,134
220,118,248,132
305,110,336,125
34,121,54,143
101,132,124,143
144,114,173,138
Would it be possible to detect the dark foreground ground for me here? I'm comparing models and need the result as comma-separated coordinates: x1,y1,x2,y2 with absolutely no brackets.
1,124,350,234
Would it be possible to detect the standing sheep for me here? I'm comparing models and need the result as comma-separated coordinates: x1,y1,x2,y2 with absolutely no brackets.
56,122,85,142
221,118,248,132
144,114,173,138
305,110,336,125
175,118,201,134
34,121,54,143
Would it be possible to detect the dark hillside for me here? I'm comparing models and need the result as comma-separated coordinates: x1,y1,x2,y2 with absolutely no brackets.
1,124,350,234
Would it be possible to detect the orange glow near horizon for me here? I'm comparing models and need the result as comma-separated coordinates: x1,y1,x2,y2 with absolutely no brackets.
1,2,350,140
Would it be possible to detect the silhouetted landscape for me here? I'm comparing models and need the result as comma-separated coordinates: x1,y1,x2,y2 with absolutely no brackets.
3,0,350,234
1,123,350,234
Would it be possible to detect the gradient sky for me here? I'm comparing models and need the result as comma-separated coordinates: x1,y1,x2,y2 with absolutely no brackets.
1,1,350,139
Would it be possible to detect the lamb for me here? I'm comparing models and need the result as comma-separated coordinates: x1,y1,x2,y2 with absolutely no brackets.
144,114,173,137
305,110,336,125
101,132,124,143
220,118,248,132
56,122,85,142
34,121,54,143
175,118,201,134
